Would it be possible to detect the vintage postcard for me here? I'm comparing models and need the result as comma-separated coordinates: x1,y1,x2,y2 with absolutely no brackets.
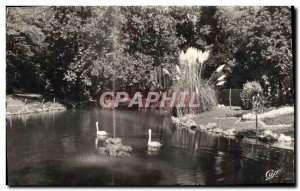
6,6,295,186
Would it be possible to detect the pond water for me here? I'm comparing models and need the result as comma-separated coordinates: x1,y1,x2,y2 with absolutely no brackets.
6,109,294,185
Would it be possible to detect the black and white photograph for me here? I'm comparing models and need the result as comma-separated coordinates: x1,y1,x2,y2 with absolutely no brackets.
4,4,295,186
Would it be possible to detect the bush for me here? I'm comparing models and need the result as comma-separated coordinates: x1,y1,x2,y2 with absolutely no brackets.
240,81,262,110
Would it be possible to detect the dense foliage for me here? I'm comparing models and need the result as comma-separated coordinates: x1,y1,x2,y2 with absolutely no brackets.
6,6,293,107
240,81,262,109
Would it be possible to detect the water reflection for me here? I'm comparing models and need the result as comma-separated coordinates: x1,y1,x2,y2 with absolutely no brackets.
61,135,77,153
7,109,294,185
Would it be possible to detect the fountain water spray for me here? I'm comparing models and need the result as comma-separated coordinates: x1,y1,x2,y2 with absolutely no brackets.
111,7,120,139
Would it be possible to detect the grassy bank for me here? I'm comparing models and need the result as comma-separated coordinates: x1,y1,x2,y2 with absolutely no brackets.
262,114,294,125
194,107,294,137
6,94,66,116
171,106,294,146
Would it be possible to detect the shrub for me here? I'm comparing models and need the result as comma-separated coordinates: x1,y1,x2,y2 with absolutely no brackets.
240,81,262,110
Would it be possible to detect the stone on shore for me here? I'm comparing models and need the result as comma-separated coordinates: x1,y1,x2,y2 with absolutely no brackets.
98,138,132,157
278,134,292,142
187,119,197,129
258,130,278,142
223,128,236,136
171,115,197,130
212,128,223,134
205,123,217,130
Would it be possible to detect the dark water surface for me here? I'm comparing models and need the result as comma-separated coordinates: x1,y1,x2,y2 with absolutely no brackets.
6,109,294,185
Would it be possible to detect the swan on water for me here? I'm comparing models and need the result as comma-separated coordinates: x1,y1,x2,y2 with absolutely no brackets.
148,129,161,149
96,121,108,136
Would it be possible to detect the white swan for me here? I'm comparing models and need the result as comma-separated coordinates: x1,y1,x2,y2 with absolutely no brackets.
96,121,108,136
148,129,161,149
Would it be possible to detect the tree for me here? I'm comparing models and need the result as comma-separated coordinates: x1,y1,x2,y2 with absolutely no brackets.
41,6,94,100
6,7,46,93
246,7,293,105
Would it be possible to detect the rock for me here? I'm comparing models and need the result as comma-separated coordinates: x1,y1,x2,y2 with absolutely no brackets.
217,104,225,108
117,151,131,158
105,143,122,152
171,115,198,130
171,116,180,124
186,119,197,129
107,150,118,157
6,112,11,115
278,134,292,142
199,125,206,130
206,123,217,130
120,145,133,152
96,147,106,155
98,137,132,158
258,130,278,142
105,138,122,145
198,123,217,131
212,128,223,134
223,128,236,136
106,147,132,157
